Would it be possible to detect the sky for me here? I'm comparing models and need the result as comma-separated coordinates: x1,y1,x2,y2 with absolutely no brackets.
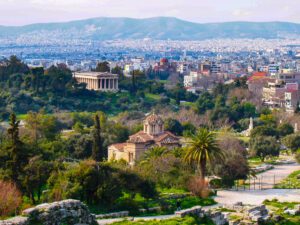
0,0,299,26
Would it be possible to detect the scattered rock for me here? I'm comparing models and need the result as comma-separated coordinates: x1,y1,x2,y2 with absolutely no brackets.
284,209,297,215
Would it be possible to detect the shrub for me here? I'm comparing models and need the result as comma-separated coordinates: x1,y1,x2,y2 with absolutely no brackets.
0,181,22,217
187,177,210,198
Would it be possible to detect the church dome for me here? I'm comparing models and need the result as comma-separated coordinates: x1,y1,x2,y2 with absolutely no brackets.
144,113,164,136
145,113,163,125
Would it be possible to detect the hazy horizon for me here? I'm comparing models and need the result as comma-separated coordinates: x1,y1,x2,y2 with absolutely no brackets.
1,16,300,27
0,0,299,26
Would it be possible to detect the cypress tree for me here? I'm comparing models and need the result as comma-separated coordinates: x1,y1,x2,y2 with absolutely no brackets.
92,114,104,161
6,113,27,189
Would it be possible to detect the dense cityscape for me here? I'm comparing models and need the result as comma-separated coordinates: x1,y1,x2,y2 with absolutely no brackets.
0,1,300,225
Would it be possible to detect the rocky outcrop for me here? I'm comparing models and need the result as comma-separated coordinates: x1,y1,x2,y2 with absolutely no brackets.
175,206,228,225
247,205,269,222
284,204,300,216
0,199,97,225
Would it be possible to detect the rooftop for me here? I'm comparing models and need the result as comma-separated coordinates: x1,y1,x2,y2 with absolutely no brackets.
74,71,118,78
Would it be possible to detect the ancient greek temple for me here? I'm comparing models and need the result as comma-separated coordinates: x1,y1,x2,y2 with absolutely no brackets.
74,72,119,92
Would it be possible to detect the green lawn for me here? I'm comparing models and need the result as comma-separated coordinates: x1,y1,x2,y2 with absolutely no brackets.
247,156,279,168
16,114,28,120
180,101,196,108
145,93,161,101
158,187,188,195
110,216,215,225
274,170,300,189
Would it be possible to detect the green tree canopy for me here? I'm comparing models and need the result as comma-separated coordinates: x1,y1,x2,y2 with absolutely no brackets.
250,136,280,161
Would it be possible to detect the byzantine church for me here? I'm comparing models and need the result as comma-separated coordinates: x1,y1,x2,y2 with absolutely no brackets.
108,113,180,165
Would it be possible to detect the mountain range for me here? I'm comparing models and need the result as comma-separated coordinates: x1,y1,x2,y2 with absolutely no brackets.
0,17,300,41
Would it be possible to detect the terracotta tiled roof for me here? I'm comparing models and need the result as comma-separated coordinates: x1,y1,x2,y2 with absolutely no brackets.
154,131,179,143
110,143,126,152
128,130,179,145
128,131,154,143
248,72,268,81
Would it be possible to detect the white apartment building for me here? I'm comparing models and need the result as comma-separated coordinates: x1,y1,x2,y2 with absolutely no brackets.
184,71,200,87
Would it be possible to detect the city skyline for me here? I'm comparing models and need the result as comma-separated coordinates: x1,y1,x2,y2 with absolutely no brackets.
0,0,299,26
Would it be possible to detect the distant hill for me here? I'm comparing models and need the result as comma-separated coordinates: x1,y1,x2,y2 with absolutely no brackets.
0,17,300,40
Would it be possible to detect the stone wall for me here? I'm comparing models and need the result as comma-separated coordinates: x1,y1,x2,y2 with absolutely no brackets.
0,199,97,225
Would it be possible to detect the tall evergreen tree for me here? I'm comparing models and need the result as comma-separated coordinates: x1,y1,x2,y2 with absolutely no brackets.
6,113,27,189
131,70,136,94
92,114,104,161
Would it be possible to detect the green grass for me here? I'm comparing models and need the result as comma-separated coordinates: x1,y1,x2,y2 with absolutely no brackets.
110,215,215,225
145,93,161,101
274,170,300,189
263,199,300,225
247,156,279,168
180,101,196,108
16,114,28,120
157,187,188,195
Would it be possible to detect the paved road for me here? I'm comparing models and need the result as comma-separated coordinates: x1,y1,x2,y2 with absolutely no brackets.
215,189,300,205
215,162,300,205
251,162,300,189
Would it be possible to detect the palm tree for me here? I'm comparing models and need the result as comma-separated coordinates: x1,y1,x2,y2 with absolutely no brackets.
142,146,167,162
184,128,223,181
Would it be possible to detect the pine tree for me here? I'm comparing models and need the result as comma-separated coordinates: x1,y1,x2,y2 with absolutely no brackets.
92,114,104,161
